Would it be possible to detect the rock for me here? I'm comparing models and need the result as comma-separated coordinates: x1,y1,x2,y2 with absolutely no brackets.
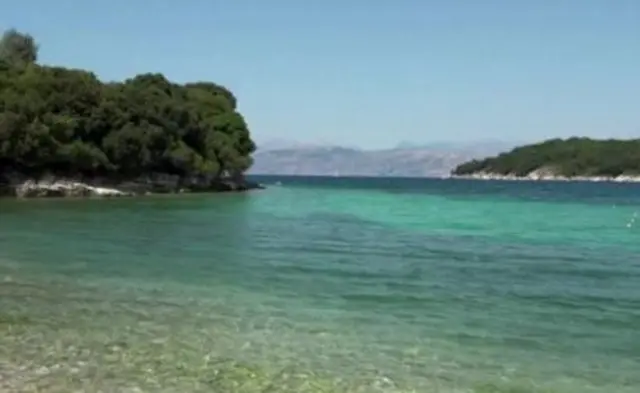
14,179,129,198
34,366,50,376
1,172,265,199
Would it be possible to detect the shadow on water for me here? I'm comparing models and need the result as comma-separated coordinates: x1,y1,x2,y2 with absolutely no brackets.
0,194,259,285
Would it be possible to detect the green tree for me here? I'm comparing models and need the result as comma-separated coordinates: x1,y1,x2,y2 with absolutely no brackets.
0,28,257,188
0,29,38,68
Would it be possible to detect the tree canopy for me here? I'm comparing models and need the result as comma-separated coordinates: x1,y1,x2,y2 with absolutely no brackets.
452,137,640,177
0,28,38,69
0,29,256,182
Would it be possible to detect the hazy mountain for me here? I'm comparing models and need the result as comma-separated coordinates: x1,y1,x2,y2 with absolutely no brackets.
257,138,356,151
249,140,518,177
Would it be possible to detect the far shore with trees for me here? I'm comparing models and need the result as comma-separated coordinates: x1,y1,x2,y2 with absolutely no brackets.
452,137,640,182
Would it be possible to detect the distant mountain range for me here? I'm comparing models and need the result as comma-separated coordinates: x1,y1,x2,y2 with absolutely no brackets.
249,139,520,177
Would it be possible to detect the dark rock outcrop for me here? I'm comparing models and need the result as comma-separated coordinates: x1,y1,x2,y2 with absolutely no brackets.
0,172,264,199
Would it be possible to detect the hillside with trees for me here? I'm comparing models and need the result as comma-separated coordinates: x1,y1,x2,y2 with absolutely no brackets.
0,29,257,195
452,137,640,179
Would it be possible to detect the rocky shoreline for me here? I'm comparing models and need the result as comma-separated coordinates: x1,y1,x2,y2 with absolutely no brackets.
0,173,264,198
451,171,640,183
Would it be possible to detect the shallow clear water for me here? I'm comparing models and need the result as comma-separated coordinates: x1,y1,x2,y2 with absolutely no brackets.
1,176,639,392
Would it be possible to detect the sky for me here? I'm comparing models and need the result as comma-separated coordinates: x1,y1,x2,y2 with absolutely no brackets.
1,1,639,149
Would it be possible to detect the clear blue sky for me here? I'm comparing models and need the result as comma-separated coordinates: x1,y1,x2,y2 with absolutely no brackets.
2,1,639,149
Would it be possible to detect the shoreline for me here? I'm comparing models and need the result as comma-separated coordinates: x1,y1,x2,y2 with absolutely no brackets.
450,172,640,183
0,175,264,199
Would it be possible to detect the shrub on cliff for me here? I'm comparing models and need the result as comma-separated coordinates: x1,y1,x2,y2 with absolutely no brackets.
0,29,256,181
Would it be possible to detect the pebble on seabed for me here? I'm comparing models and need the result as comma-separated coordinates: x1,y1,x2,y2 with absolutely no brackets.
34,366,50,376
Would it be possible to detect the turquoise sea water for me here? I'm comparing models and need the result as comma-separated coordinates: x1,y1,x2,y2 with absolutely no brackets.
1,176,639,392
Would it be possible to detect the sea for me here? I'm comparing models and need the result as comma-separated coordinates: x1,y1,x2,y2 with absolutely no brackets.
0,175,638,393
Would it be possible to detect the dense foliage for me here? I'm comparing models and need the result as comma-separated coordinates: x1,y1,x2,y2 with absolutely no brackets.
453,137,640,177
0,29,255,181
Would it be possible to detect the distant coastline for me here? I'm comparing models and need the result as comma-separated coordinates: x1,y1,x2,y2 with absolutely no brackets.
251,172,640,183
452,137,640,183
450,172,640,183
